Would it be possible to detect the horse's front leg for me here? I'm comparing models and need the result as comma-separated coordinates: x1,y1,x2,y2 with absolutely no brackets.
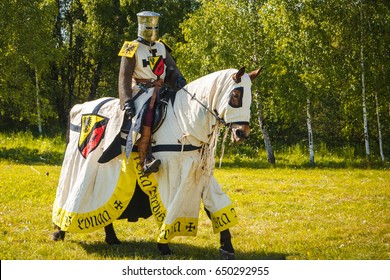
52,225,66,241
204,207,235,260
157,243,173,256
219,229,235,260
104,223,122,245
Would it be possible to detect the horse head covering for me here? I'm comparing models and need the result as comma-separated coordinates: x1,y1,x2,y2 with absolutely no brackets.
137,11,160,42
216,67,253,125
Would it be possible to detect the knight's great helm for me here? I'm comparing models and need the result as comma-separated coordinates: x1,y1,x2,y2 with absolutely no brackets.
137,11,160,43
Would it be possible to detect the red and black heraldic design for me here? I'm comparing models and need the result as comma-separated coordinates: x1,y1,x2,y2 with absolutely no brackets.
78,114,109,158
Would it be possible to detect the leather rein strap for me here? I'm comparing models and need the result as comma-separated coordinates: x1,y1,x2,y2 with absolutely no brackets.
180,87,229,127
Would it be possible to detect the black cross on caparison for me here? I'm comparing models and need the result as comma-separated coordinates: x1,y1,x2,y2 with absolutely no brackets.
186,222,196,232
114,200,123,210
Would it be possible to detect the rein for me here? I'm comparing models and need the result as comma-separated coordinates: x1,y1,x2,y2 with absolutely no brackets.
180,87,230,128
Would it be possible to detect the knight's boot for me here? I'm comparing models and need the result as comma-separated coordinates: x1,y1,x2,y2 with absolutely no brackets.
138,125,161,175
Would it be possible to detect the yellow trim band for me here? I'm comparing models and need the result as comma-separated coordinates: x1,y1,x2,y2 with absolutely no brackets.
210,205,238,233
130,152,166,227
52,155,136,233
157,218,199,244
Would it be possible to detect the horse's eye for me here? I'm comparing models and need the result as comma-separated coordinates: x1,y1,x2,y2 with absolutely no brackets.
229,87,243,108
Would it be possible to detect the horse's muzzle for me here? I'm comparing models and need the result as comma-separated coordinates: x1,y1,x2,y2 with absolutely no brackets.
231,123,250,143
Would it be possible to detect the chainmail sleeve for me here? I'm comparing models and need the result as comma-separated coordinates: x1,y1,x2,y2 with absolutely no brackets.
118,56,136,109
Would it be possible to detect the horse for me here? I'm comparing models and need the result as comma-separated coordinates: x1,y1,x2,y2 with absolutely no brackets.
52,66,261,259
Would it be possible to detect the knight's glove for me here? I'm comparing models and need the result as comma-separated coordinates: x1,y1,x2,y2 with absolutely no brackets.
175,75,187,90
123,98,136,119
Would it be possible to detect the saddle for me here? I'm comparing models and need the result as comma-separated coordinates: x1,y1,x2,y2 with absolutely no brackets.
141,85,177,134
98,87,176,164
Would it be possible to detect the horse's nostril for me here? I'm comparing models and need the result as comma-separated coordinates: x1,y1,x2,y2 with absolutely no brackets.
235,129,246,139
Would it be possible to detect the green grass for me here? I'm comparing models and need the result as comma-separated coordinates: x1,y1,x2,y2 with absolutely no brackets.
0,133,389,259
0,131,65,165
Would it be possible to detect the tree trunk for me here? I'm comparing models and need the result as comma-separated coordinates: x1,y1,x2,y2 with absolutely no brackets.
35,67,42,135
374,91,385,161
88,61,103,101
256,93,275,164
306,98,314,164
360,1,370,157
66,10,75,110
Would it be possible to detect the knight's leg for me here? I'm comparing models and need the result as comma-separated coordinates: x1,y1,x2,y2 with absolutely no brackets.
52,225,66,241
157,243,173,256
138,123,160,175
104,223,122,245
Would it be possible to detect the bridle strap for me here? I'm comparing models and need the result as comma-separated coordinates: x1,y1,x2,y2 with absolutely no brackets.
181,87,229,127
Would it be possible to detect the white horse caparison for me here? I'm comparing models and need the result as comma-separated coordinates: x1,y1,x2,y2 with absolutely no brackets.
52,67,261,259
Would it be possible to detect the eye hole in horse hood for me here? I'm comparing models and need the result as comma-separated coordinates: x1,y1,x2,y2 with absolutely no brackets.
216,71,252,126
229,87,243,108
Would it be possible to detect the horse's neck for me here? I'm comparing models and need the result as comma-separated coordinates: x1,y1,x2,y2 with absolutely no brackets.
190,71,225,111
173,70,231,145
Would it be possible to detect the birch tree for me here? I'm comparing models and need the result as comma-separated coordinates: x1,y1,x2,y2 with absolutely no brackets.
306,98,314,163
360,0,370,157
259,0,328,163
248,0,276,163
255,91,276,164
374,90,385,161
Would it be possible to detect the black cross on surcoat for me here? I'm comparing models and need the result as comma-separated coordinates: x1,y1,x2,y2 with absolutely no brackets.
142,48,159,67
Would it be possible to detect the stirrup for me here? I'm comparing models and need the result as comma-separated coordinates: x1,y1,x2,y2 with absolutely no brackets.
142,158,161,175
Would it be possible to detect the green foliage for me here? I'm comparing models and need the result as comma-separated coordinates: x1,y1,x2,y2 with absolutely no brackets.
0,0,59,130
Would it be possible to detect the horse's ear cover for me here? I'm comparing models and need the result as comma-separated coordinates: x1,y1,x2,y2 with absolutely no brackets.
248,66,263,81
233,67,246,83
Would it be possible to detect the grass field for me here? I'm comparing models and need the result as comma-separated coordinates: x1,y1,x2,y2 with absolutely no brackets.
0,133,389,260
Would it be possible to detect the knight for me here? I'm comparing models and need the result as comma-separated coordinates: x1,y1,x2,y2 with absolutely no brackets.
118,11,186,175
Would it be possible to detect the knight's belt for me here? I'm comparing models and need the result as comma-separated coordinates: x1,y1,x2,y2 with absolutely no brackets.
134,78,156,88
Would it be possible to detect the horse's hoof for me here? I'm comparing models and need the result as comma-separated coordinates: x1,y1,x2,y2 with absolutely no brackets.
52,230,65,241
105,237,122,246
220,248,235,260
158,243,173,256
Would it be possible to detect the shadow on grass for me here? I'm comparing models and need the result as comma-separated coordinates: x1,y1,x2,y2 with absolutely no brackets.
0,147,64,165
76,240,288,260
